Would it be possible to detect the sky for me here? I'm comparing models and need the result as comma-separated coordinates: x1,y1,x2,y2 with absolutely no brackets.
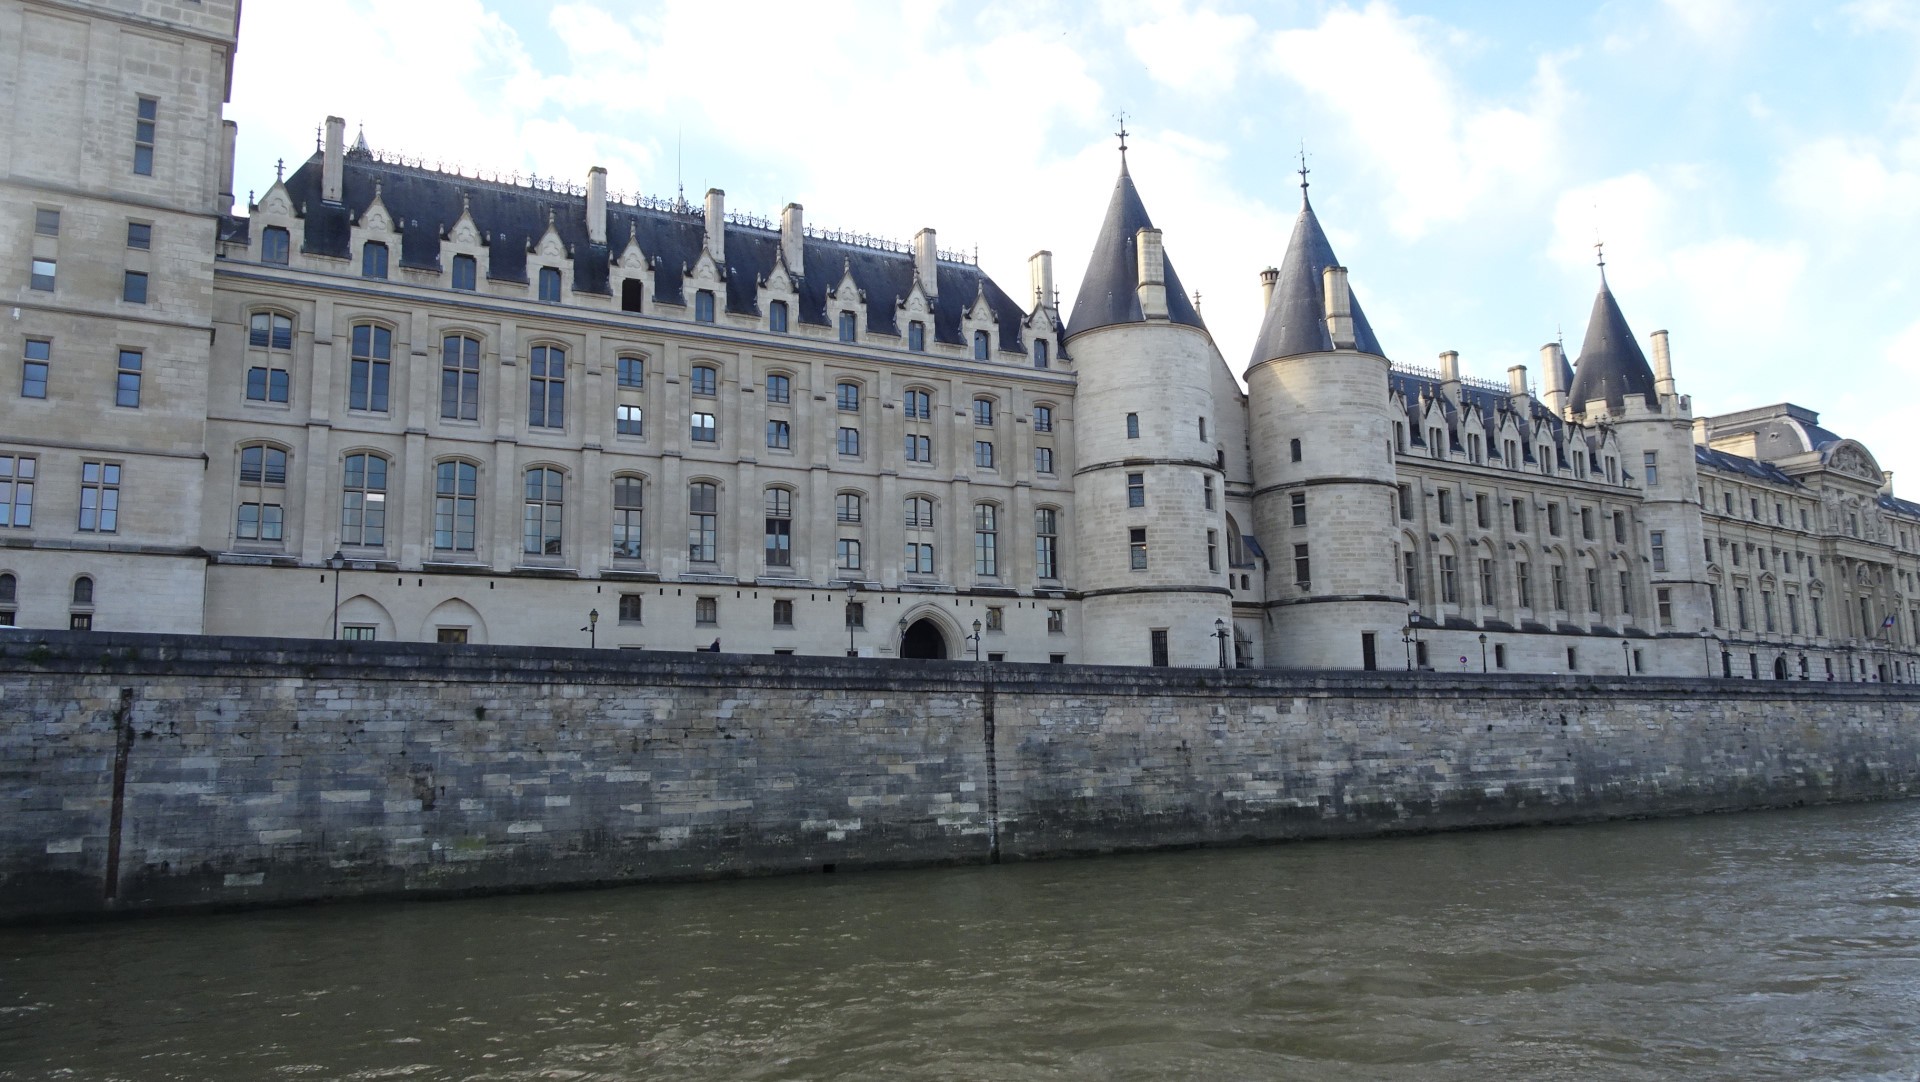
228,0,1920,489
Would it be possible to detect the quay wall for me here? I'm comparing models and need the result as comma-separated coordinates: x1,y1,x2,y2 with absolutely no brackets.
4,631,1919,921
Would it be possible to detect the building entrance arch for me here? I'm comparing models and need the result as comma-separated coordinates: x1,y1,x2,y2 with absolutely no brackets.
1774,656,1789,680
900,617,950,660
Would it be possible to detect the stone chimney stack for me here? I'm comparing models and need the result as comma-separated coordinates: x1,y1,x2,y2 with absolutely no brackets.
703,188,725,265
1693,416,1711,445
1029,250,1053,308
218,120,238,214
1259,266,1279,310
1136,227,1167,319
585,166,607,245
1650,329,1675,397
321,115,345,203
913,227,939,299
1322,266,1354,349
1881,470,1896,498
780,203,804,276
1439,350,1462,404
1540,342,1569,417
1506,365,1532,415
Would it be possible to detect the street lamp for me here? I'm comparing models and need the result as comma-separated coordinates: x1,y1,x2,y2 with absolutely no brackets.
327,549,346,640
1478,632,1488,673
1701,627,1714,679
1215,618,1229,668
581,607,598,648
1621,639,1631,675
846,583,858,658
968,619,982,662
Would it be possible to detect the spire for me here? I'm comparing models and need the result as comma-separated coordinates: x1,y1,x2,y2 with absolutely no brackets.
1297,143,1311,207
1248,187,1384,364
1566,266,1658,414
1064,155,1205,339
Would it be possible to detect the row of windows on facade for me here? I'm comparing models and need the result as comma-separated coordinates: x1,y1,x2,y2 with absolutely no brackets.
1398,547,1656,623
1397,483,1641,544
28,210,156,301
1702,481,1874,540
0,572,98,630
255,224,1057,369
592,592,1069,634
1394,419,1638,483
15,340,149,407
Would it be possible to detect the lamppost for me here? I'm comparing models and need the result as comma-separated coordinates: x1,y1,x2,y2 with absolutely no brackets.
845,583,858,658
1701,627,1714,678
1478,632,1488,673
327,549,346,640
1401,611,1419,671
1798,650,1808,680
968,619,982,662
1215,618,1229,668
582,607,598,648
1621,639,1632,675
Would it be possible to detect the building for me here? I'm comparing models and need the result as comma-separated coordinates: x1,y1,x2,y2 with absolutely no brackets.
4,0,1917,680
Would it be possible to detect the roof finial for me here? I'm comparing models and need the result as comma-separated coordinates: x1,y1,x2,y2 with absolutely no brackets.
1595,237,1608,284
1298,142,1311,203
275,157,284,182
1114,112,1129,156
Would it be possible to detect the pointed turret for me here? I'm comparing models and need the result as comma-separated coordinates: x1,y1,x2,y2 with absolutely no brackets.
1064,156,1204,339
1248,187,1383,363
1567,266,1658,414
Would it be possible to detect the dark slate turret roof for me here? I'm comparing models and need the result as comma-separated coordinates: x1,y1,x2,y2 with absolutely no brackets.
269,151,1035,354
1248,193,1384,364
1567,274,1658,413
1063,157,1205,339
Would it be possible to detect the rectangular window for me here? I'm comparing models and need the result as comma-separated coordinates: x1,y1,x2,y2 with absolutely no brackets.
763,488,792,566
838,310,856,341
696,290,716,323
1291,491,1307,527
1581,507,1594,540
261,226,289,265
772,598,793,627
908,321,925,351
1398,484,1413,521
1128,472,1145,507
1150,629,1169,667
1033,339,1049,368
0,454,35,528
974,505,999,576
973,440,993,468
78,461,120,532
1440,554,1457,603
1516,561,1532,608
30,259,55,291
617,404,643,436
696,597,718,625
1643,450,1659,486
985,606,1003,632
1033,405,1053,432
769,300,788,333
765,373,789,402
34,208,59,236
133,96,157,175
1511,498,1526,532
1295,543,1312,586
1619,570,1633,615
612,477,643,560
766,419,790,449
691,365,717,396
691,412,716,442
1034,507,1058,578
1479,558,1494,604
452,253,476,290
1034,446,1054,474
1130,527,1148,570
1208,529,1219,572
115,350,142,408
362,241,388,279
111,266,148,305
904,541,935,574
350,325,393,413
839,427,862,456
434,461,479,551
973,398,994,426
340,453,386,546
904,390,930,419
340,625,376,641
1047,608,1065,633
1475,493,1489,529
1587,567,1601,613
1438,489,1452,525
1650,530,1666,572
1614,512,1627,544
1551,564,1566,610
1204,475,1215,510
836,493,862,523
688,483,719,563
1658,587,1674,628
521,468,564,556
904,434,931,462
538,266,562,302
620,593,644,623
441,335,480,420
1404,550,1419,602
22,340,50,399
837,382,861,412
1547,503,1561,536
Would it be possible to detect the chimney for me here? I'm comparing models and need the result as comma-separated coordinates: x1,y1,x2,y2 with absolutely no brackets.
913,227,938,298
218,120,238,214
1029,250,1053,309
1692,416,1711,445
1259,266,1279,310
1880,470,1896,498
321,116,345,203
585,166,607,245
1322,266,1354,349
1540,342,1569,417
1650,329,1675,397
703,188,725,265
1136,227,1167,319
1506,364,1529,401
1439,351,1462,404
780,203,804,276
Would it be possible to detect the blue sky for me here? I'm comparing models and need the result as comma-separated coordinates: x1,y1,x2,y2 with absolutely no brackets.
229,0,1920,486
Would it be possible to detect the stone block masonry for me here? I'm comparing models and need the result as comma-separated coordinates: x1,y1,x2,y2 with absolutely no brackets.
3,630,1918,922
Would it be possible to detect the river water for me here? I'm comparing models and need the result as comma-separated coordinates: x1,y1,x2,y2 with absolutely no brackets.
6,803,1920,1080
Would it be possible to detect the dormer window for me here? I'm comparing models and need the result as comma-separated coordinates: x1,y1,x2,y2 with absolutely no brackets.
908,321,925,352
538,266,562,303
769,300,788,333
621,280,644,313
452,254,476,291
261,226,289,265
973,330,990,360
838,311,856,342
362,242,388,279
695,289,715,323
1033,339,1049,368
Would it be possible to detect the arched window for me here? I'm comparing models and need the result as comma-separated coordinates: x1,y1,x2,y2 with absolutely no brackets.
903,389,931,419
433,460,479,553
348,324,392,413
1033,405,1053,432
72,575,94,606
769,299,788,333
528,344,565,428
836,492,863,523
451,253,477,291
246,311,293,403
691,364,717,396
362,241,388,279
765,373,791,404
838,311,856,342
836,381,861,412
617,355,645,388
1032,339,1048,368
522,468,564,556
764,487,792,567
236,443,287,542
973,397,994,426
973,504,998,576
612,476,644,560
441,335,480,420
1034,507,1059,579
341,453,388,547
538,266,562,303
688,482,719,563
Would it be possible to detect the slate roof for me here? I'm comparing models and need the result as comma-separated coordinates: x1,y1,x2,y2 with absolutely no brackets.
1693,445,1800,487
266,150,1036,354
1063,157,1206,339
1881,494,1920,520
1567,274,1658,413
1248,191,1384,364
1390,370,1566,470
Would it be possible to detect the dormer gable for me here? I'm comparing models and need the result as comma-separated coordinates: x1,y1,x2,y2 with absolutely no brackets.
445,194,483,247
531,209,568,262
359,183,396,235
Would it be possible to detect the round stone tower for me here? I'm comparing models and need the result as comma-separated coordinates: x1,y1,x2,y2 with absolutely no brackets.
1064,154,1233,666
1246,182,1406,669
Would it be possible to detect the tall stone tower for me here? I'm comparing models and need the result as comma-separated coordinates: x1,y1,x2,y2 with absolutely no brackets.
1246,180,1405,669
1564,264,1713,654
1063,151,1233,666
0,0,240,631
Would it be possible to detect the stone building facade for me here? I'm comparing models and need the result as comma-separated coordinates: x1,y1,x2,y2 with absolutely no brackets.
3,0,1916,680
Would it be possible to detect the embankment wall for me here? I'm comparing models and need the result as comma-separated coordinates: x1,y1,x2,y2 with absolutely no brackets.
5,631,1918,921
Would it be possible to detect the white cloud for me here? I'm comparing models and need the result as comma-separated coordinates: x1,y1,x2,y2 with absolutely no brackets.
1264,3,1568,239
1776,135,1920,231
1120,1,1260,94
1661,0,1751,41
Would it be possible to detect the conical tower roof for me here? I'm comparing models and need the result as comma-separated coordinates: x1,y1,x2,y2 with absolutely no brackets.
1064,157,1205,339
1567,271,1657,413
1248,191,1383,364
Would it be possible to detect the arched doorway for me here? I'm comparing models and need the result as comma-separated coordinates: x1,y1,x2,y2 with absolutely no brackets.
900,618,949,660
1773,656,1789,680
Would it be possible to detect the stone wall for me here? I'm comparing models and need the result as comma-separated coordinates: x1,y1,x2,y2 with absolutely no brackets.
4,629,1918,921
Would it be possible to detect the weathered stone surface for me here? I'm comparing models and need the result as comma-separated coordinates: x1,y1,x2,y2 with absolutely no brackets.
3,630,1917,921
